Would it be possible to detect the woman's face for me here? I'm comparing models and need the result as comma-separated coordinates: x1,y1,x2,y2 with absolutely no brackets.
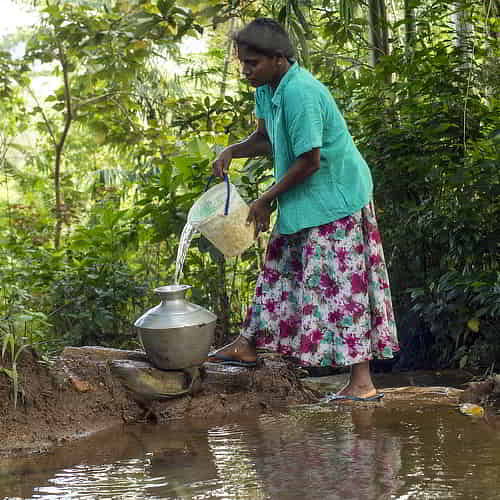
237,45,282,88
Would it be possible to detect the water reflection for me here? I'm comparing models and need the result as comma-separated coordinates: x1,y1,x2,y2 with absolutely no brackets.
1,402,500,499
36,460,168,499
206,407,403,500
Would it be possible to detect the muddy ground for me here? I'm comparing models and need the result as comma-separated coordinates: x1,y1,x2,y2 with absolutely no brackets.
0,347,319,458
2,347,499,460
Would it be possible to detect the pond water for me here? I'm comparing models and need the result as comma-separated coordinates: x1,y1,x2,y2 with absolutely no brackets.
1,397,500,499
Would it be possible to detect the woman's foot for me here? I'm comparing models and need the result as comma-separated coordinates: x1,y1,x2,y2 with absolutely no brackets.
336,361,378,399
207,336,257,366
337,382,378,400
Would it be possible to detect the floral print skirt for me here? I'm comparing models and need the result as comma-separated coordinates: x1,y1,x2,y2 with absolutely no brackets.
241,202,399,367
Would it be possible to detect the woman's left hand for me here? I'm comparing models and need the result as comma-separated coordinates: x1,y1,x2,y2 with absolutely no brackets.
247,197,273,237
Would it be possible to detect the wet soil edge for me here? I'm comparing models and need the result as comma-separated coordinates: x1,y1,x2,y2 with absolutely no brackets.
0,347,319,459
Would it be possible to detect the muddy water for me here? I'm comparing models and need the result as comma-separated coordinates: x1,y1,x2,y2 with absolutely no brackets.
1,400,500,500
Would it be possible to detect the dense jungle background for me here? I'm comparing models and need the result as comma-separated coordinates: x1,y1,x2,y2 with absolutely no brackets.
1,0,499,400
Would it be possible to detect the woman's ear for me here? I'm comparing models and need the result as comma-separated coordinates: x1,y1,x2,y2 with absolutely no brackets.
275,53,285,66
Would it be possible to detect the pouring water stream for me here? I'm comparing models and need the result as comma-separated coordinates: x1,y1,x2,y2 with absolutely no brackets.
174,222,197,285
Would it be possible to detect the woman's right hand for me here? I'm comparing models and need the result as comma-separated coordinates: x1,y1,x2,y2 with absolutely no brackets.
247,197,274,237
212,147,233,179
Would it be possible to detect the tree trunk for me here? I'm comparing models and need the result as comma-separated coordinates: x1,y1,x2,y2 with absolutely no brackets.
404,0,417,59
368,0,390,67
483,0,499,101
54,43,73,250
489,0,500,40
217,258,231,345
219,17,236,100
452,1,474,67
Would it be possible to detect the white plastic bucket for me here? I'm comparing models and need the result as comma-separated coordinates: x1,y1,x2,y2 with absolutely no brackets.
188,181,255,258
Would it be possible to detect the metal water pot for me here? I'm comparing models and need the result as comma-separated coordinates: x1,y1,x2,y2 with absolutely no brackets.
134,285,217,370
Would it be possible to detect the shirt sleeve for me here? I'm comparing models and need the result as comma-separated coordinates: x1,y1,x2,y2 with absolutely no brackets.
284,84,324,157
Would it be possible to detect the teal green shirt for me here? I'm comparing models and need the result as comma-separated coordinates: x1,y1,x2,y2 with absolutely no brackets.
255,63,373,234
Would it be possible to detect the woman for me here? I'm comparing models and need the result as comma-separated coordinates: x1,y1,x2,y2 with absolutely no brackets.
208,18,398,400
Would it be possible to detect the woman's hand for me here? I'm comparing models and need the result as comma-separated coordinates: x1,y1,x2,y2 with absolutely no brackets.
247,197,274,237
212,147,233,179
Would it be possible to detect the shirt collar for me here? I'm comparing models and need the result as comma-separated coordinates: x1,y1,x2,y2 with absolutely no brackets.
271,62,300,106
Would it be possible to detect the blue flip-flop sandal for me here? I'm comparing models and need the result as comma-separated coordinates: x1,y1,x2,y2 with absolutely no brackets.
325,392,385,402
206,353,257,367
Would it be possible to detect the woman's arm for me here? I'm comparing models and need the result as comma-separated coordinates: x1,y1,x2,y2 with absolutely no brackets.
231,119,271,158
259,148,320,204
212,119,271,178
248,148,320,234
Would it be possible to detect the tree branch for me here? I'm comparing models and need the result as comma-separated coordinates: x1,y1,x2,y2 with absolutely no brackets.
27,87,57,148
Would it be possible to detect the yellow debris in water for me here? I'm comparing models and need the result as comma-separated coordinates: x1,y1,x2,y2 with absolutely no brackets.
467,318,480,333
459,403,485,417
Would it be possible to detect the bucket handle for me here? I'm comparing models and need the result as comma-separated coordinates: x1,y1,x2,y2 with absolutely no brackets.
204,173,230,216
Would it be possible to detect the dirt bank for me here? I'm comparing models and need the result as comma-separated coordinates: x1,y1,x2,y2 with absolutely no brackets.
0,347,319,458
2,347,499,460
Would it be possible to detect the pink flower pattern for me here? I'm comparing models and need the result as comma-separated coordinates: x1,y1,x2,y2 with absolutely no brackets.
303,304,316,315
241,202,399,367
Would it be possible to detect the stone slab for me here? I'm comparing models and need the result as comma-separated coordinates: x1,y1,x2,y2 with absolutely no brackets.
62,346,148,362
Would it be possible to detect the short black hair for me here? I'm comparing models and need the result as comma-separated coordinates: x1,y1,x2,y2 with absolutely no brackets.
233,18,295,59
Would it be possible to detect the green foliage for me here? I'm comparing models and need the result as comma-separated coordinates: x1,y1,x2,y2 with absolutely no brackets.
130,126,271,342
0,49,29,99
409,272,500,369
49,202,148,347
49,258,147,347
333,17,500,369
1,0,499,372
1,335,27,409
0,298,52,408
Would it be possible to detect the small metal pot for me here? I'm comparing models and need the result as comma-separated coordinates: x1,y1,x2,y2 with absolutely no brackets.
134,285,217,370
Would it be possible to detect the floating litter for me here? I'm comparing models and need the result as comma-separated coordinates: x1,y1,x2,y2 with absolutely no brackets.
459,403,485,417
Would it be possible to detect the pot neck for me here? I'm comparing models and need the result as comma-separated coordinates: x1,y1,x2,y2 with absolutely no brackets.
154,284,191,301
